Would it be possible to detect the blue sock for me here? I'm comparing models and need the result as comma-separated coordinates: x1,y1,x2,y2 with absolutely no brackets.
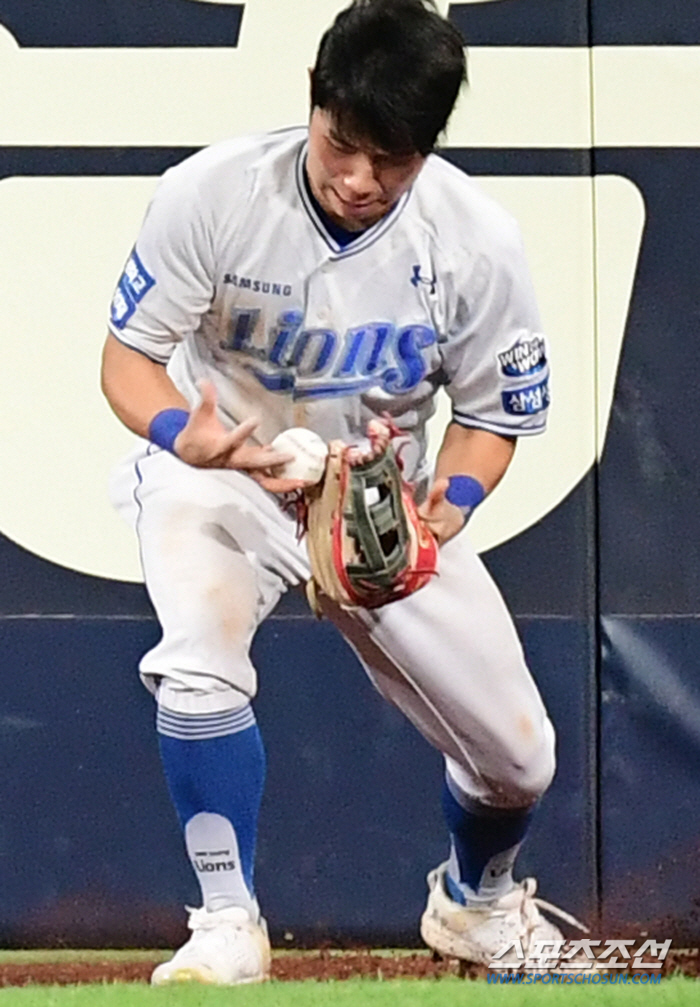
442,776,534,903
157,704,265,908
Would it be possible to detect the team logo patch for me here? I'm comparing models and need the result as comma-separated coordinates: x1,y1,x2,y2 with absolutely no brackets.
110,248,155,329
502,377,550,416
498,334,547,377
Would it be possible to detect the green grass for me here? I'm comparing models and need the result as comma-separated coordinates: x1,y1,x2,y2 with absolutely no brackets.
0,953,169,966
0,950,415,964
0,952,692,1006
0,977,694,1007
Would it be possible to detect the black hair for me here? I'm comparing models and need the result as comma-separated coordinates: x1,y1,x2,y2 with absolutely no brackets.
310,0,467,157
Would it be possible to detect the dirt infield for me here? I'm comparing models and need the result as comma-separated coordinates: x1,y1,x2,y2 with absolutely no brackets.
0,949,697,986
0,952,470,986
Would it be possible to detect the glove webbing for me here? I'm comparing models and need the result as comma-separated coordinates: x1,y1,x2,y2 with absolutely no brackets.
343,448,411,590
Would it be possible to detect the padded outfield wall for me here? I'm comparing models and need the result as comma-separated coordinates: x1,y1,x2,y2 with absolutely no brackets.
0,0,698,946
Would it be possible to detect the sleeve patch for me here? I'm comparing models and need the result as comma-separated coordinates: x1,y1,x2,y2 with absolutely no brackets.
110,248,156,330
502,377,550,416
497,334,547,377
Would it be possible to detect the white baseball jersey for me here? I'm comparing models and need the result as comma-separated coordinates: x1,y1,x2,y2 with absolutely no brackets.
108,125,556,813
109,126,549,481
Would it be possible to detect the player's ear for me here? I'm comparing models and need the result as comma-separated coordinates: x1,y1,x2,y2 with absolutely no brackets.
308,67,315,117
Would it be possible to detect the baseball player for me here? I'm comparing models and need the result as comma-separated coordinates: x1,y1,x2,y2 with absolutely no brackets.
102,0,565,985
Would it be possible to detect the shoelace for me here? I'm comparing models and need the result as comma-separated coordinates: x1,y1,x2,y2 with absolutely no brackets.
512,879,589,960
523,878,589,932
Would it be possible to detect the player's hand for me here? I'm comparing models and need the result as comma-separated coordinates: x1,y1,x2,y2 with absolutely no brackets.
418,478,466,546
173,381,305,493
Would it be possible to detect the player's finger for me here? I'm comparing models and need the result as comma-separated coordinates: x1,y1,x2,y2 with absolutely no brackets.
194,379,218,416
246,448,294,469
346,445,365,466
367,419,391,456
256,447,295,467
219,416,260,450
252,472,306,494
419,477,449,518
221,443,294,471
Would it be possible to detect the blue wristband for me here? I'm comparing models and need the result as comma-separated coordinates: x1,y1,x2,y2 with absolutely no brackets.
148,408,189,454
445,475,486,518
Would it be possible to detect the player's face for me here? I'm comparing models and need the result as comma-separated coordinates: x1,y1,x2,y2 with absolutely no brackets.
306,108,426,231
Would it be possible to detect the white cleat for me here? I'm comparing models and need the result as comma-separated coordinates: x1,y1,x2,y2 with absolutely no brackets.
420,862,586,969
151,905,271,986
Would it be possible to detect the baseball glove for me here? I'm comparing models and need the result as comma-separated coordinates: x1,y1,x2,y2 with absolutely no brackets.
303,423,438,614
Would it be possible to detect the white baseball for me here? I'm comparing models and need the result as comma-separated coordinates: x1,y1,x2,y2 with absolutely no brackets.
270,428,329,484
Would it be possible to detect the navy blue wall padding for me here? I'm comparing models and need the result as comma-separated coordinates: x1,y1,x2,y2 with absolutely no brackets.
0,1,243,48
449,0,700,46
600,619,700,940
449,0,589,47
0,608,593,947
